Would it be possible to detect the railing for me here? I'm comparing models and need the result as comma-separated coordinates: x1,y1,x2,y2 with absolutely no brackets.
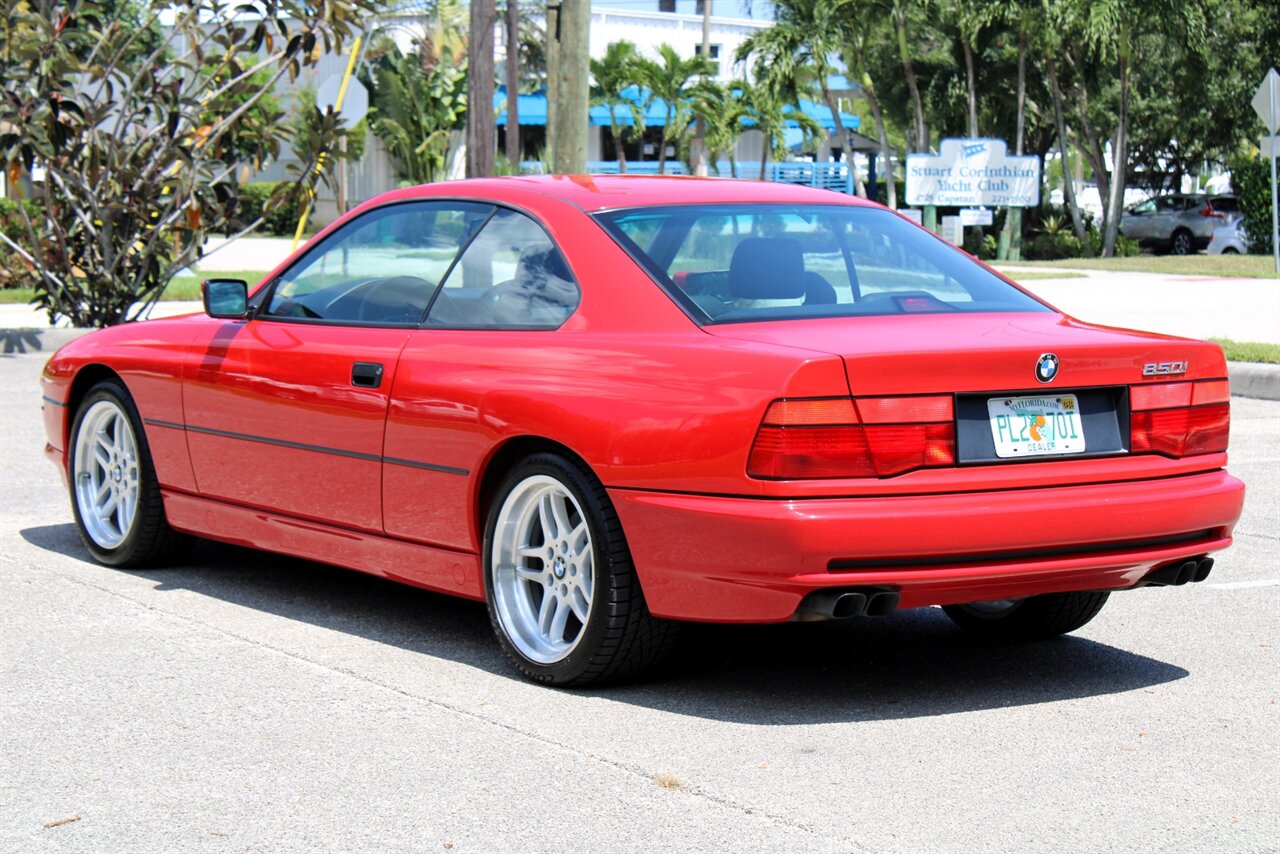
520,160,857,195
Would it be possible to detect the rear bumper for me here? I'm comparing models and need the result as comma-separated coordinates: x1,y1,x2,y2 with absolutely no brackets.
609,470,1245,622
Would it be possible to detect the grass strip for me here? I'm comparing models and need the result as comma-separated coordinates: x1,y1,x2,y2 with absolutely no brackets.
1007,254,1276,278
1210,338,1280,365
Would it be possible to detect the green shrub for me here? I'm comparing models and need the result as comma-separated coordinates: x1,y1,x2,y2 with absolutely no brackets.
233,181,303,237
1231,157,1276,255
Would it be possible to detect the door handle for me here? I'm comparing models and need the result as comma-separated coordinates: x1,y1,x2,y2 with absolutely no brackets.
351,362,384,388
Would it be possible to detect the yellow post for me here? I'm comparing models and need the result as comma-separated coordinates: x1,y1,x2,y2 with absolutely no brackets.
292,35,363,251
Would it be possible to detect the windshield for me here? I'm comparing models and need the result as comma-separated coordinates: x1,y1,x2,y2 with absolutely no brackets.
594,204,1051,324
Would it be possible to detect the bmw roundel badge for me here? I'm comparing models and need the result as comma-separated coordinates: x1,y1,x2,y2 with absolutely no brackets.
1035,353,1060,383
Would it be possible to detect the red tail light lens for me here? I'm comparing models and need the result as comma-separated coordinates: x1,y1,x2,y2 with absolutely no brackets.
1129,380,1230,457
748,396,954,479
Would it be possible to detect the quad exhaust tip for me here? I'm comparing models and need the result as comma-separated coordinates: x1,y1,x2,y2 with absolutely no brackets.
796,588,901,621
1141,556,1214,587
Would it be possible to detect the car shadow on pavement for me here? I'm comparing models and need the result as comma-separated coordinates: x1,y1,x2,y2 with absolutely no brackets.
22,523,1189,724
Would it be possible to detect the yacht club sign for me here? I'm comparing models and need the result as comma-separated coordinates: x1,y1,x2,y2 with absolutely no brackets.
906,138,1041,207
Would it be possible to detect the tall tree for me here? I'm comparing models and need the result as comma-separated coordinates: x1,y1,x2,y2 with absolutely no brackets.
504,0,520,165
466,0,496,178
638,44,714,174
590,41,646,173
740,0,866,194
843,9,899,207
690,79,751,177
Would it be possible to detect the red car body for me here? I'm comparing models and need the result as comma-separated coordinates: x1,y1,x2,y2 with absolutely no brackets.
42,176,1245,629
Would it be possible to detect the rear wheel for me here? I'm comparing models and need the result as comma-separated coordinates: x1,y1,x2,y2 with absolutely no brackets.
483,452,677,686
942,591,1109,641
1170,229,1194,255
69,380,188,567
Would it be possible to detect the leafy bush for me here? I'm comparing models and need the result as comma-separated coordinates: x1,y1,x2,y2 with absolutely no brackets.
962,229,998,260
233,182,302,237
1231,158,1276,255
0,0,372,327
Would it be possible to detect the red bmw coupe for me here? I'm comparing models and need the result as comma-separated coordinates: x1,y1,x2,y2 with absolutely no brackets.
41,176,1245,686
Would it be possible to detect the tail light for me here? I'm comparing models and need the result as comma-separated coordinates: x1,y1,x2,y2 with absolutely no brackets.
1130,380,1230,457
1198,201,1222,219
747,396,955,479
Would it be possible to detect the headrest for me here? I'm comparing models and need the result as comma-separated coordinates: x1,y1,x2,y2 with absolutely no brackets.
729,237,805,300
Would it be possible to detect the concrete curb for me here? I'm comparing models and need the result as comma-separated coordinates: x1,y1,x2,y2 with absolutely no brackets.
1228,361,1280,401
4,327,1277,401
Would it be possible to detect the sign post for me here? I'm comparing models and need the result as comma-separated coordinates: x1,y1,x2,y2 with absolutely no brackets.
1252,68,1279,275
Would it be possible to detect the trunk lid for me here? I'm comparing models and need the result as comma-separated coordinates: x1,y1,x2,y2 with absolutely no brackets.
705,312,1227,395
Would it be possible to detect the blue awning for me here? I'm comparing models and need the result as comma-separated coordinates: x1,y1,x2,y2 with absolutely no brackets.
496,86,859,132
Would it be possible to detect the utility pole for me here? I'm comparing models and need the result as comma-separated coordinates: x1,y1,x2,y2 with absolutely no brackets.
505,0,521,168
691,0,713,176
550,0,588,173
467,0,497,178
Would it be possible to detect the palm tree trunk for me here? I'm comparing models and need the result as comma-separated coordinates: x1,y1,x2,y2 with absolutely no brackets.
962,40,978,138
997,22,1026,260
658,107,673,174
1102,20,1131,257
855,54,896,209
759,131,770,181
613,121,628,173
820,82,864,197
1046,56,1089,246
895,6,927,151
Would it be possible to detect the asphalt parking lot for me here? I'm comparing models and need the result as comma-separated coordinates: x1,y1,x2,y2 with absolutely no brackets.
2,348,1277,852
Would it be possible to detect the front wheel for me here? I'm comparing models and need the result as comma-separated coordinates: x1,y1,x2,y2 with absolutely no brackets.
68,380,189,567
942,591,1109,641
483,452,677,686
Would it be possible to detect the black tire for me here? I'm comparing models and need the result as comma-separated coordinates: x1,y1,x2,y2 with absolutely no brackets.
942,591,1109,641
1221,247,1239,255
482,452,678,686
1170,229,1194,255
67,379,190,567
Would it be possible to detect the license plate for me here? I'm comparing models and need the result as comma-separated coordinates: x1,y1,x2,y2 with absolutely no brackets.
987,394,1086,458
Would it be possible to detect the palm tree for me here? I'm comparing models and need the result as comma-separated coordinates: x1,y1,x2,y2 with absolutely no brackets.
740,0,865,194
740,80,823,180
689,79,751,176
590,41,647,173
637,43,715,174
842,11,897,207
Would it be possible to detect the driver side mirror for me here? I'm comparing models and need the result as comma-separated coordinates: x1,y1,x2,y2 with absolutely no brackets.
202,279,249,319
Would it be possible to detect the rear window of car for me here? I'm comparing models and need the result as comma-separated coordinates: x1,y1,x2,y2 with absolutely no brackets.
594,204,1050,324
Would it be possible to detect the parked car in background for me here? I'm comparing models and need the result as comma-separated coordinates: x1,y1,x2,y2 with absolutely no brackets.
1120,193,1217,254
1207,195,1250,255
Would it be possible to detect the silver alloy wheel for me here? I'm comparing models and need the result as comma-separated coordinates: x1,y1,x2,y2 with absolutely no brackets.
73,399,140,549
490,474,594,664
1172,231,1192,255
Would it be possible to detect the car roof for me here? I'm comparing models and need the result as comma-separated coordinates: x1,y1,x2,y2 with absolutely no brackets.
382,174,879,213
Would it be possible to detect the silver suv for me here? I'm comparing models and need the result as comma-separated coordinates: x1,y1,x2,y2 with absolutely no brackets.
1120,193,1217,255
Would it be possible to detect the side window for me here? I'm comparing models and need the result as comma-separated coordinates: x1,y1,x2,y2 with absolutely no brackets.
264,201,492,324
426,209,579,328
